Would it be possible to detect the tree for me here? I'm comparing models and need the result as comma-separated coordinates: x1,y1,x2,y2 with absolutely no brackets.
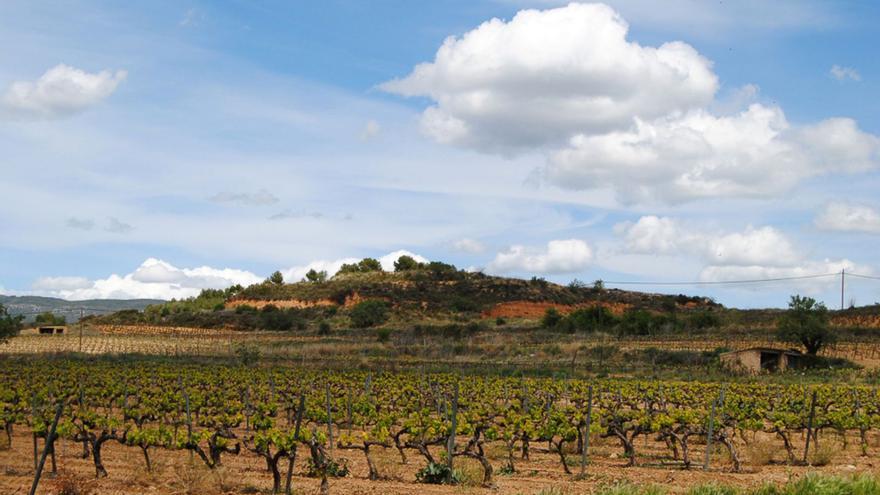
357,258,383,272
776,295,833,355
0,304,24,342
268,271,284,285
34,311,66,326
304,269,328,283
393,255,421,272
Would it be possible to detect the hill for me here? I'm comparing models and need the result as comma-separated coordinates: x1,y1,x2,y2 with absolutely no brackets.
0,295,164,323
84,257,880,336
89,261,723,333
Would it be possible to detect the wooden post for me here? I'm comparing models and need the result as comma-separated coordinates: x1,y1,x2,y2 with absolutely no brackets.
446,382,459,484
803,390,818,465
346,387,353,436
185,390,193,461
285,395,305,495
325,383,334,454
29,403,63,495
580,385,593,476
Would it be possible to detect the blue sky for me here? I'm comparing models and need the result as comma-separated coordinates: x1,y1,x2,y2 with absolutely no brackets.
1,0,879,308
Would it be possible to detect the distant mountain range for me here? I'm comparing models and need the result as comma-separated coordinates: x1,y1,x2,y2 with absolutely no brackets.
0,295,164,323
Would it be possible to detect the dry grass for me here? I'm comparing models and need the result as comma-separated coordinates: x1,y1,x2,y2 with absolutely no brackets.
809,442,837,467
169,458,214,495
49,469,97,495
746,438,778,466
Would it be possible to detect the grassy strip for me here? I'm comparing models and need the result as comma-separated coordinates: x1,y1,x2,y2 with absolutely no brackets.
529,474,880,495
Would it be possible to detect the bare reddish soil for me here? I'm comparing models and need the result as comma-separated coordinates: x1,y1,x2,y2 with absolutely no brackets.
2,427,877,495
483,301,631,319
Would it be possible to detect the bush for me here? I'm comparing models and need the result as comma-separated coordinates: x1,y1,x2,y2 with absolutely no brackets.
415,462,461,485
235,305,257,314
688,310,721,330
349,300,390,328
259,308,302,331
376,328,392,343
617,310,676,336
567,306,618,332
541,308,563,328
306,458,349,478
318,321,331,335
495,317,506,326
233,343,261,366
449,296,480,313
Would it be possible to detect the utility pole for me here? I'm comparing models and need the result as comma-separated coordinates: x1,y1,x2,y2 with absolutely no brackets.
841,269,845,311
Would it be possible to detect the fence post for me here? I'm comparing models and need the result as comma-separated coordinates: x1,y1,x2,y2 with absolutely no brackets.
446,381,459,483
28,402,63,495
803,390,818,465
325,383,334,454
580,385,593,476
285,394,305,495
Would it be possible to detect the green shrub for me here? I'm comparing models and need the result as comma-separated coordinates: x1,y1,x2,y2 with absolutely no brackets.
233,343,260,366
449,296,480,313
318,321,331,335
415,462,461,485
568,306,618,332
376,328,392,343
349,300,390,328
688,310,721,330
541,308,563,328
305,457,349,478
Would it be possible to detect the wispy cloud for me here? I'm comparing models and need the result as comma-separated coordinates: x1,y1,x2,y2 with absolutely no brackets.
209,189,280,206
105,217,133,234
268,209,324,221
66,217,95,231
830,64,861,81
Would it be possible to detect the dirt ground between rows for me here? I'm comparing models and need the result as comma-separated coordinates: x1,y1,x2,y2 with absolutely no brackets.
2,428,879,495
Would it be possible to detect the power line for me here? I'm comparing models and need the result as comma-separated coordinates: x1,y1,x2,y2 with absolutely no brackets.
847,272,880,281
602,272,840,287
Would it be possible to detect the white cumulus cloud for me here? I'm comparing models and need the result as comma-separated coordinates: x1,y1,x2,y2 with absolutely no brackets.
280,250,429,282
381,3,717,152
1,64,127,119
31,276,92,291
699,259,868,288
488,239,593,274
385,3,880,204
549,106,880,203
32,258,264,300
616,216,800,266
815,202,880,234
613,216,866,289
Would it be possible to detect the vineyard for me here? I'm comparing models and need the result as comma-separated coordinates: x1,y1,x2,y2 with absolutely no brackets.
2,359,880,494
